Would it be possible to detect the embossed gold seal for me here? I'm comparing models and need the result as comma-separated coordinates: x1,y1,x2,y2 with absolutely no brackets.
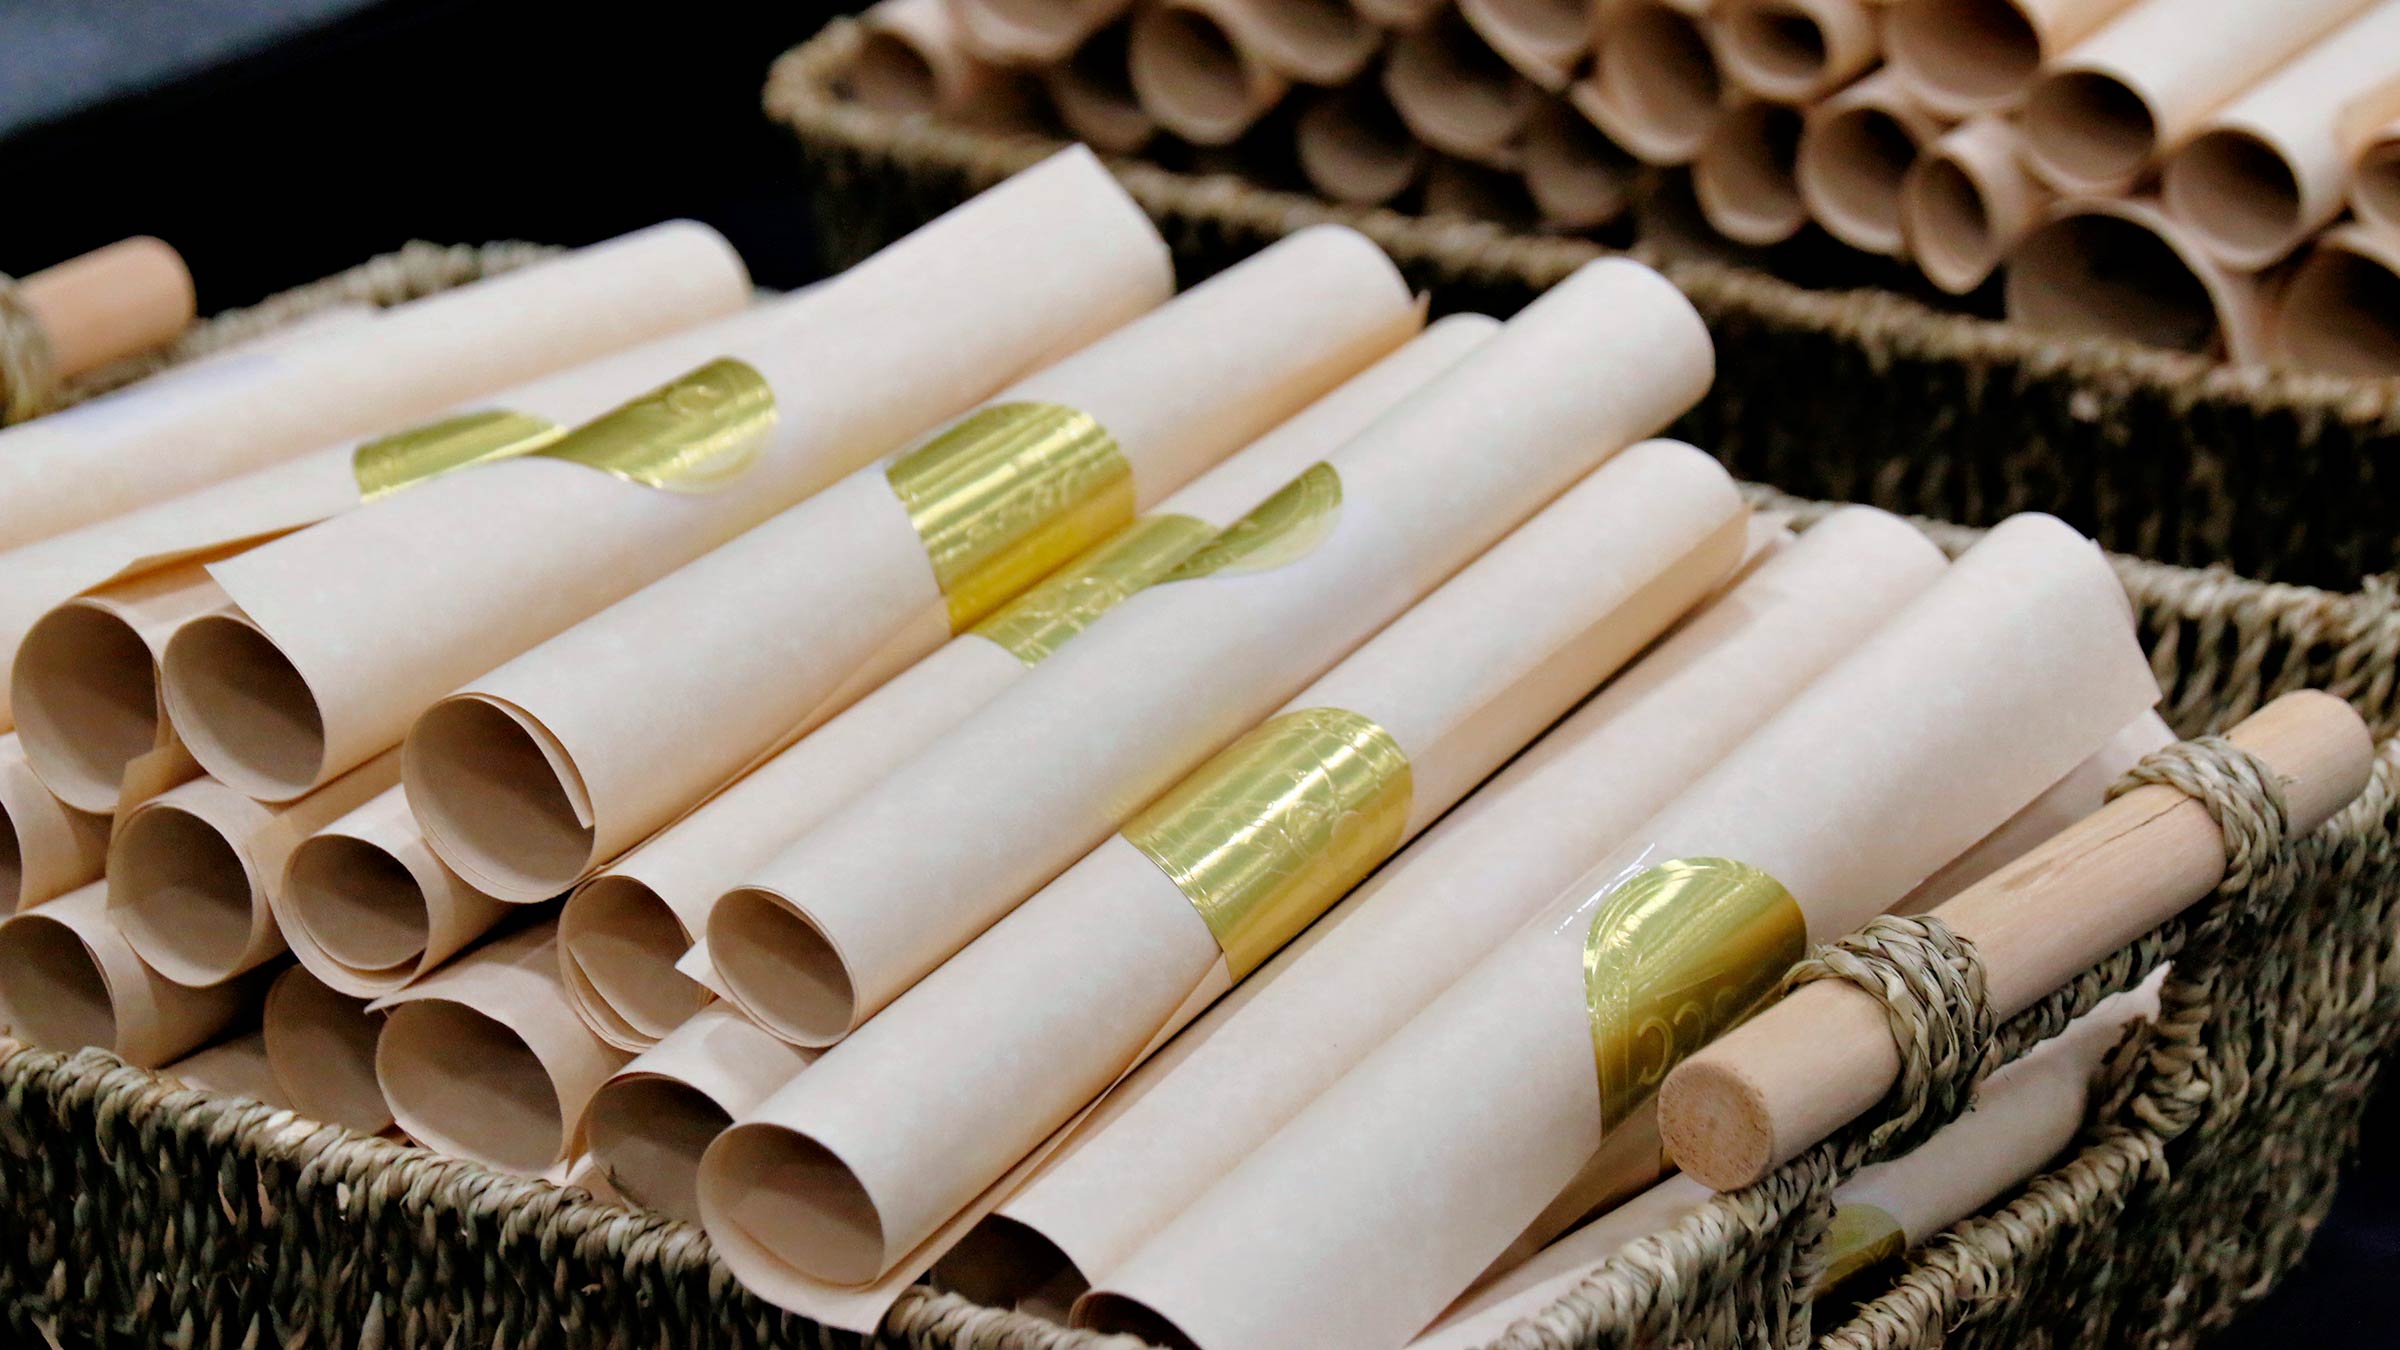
1816,1203,1907,1295
538,357,776,492
1160,461,1342,585
1124,706,1412,980
352,409,566,502
1583,857,1806,1130
970,513,1216,666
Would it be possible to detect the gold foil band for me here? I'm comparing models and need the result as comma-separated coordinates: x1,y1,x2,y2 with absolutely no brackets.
887,401,1135,632
1583,857,1807,1131
1124,707,1412,980
1816,1203,1908,1296
970,513,1216,666
1161,462,1342,583
536,357,776,492
352,409,566,502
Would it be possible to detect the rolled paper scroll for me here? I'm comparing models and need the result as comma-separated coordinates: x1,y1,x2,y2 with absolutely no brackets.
699,438,1747,1318
162,1031,293,1110
1159,0,1378,85
1521,99,1641,230
275,786,511,999
952,0,1134,64
1571,1,1725,166
371,921,631,1175
108,755,400,988
570,319,1495,1050
405,227,1415,906
2004,198,2264,363
579,1004,816,1223
1127,0,1290,144
961,506,1945,1308
2019,0,2376,197
1382,7,1538,168
1715,0,1881,104
1459,0,1591,91
1296,79,1428,206
1046,23,1158,153
1,733,108,912
2350,115,2400,233
854,0,1035,124
2265,222,2400,376
700,257,1710,1051
1353,0,1449,25
0,223,748,557
5,237,195,393
158,148,1173,802
1694,99,1809,246
0,883,255,1066
1795,70,1943,258
1882,0,2139,118
262,964,392,1133
1077,512,2160,1350
1902,117,2057,295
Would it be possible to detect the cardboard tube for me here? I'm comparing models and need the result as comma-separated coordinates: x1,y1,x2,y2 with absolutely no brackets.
1796,70,1944,258
1571,1,1724,166
0,883,255,1066
952,0,1134,64
2019,0,2376,197
12,237,196,381
1662,691,2370,1191
108,755,400,988
0,223,749,557
1127,0,1291,144
569,320,1493,1051
2005,197,2265,362
1521,98,1641,229
163,1030,293,1109
1046,23,1158,153
1715,0,1881,104
1,732,108,912
1382,7,1539,167
1459,0,1591,91
275,786,512,999
2266,223,2400,376
701,258,1710,1052
580,1004,816,1222
159,149,1173,805
963,507,1946,1307
1296,79,1428,205
1694,98,1810,246
261,964,391,1133
1883,0,2137,117
1903,116,2057,294
854,0,1036,124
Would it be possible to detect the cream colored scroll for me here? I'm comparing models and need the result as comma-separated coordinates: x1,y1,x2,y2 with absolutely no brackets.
108,754,400,989
2267,224,2400,376
1694,100,1809,246
262,964,393,1133
953,0,1133,64
854,0,1033,123
1571,1,1725,166
1521,100,1641,230
961,506,1945,1307
1903,118,2056,295
1796,71,1943,258
1,733,107,912
2005,198,2264,363
567,318,1496,1051
162,1031,293,1110
1127,0,1290,144
0,223,749,557
0,883,255,1066
1383,7,1539,169
1297,80,1428,206
699,258,1711,1053
157,148,1173,804
1047,23,1158,153
5,238,195,393
275,786,511,999
1077,513,2159,1350
1716,0,1880,104
698,438,1748,1320
405,227,1419,906
1883,0,2139,117
580,1004,816,1223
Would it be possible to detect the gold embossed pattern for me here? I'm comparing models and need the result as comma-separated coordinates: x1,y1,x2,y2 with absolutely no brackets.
887,402,1135,632
1583,857,1806,1130
537,357,776,493
352,410,567,503
1125,706,1412,980
1159,462,1342,583
970,513,1216,666
1816,1203,1908,1296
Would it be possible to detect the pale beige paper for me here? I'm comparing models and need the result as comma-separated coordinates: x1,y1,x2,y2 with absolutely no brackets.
702,258,1713,1048
1295,81,1426,206
0,883,254,1066
952,0,1132,64
1571,2,1724,166
1,732,108,911
108,754,400,987
580,1003,817,1222
1796,70,1944,259
1127,0,1290,144
406,225,1420,904
1716,0,1880,103
1884,0,2141,117
1046,23,1157,153
163,1031,294,1109
275,785,511,999
262,963,393,1133
1904,117,2056,295
1080,513,2160,1350
854,0,1035,124
1460,0,1591,90
0,223,748,556
2264,221,2400,376
1521,99,1640,230
1694,100,1809,247
2005,197,2266,363
1383,7,1539,168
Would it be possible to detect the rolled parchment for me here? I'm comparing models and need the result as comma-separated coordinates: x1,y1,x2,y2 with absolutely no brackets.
2019,0,2376,197
700,258,1710,1052
1296,79,1428,205
1127,0,1291,144
1902,117,2057,295
1796,70,1943,258
1571,1,1725,166
1694,99,1810,246
372,921,630,1176
162,1031,293,1109
1159,0,1378,85
108,755,400,988
580,1003,816,1223
275,786,510,999
1077,512,2160,1350
0,223,748,556
2265,223,2400,376
1382,6,1539,168
0,883,255,1066
261,964,391,1133
962,506,1947,1307
159,148,1173,802
1521,99,1641,230
2350,117,2400,233
1046,23,1158,153
1883,0,2139,118
1,732,108,912
2004,197,2264,362
700,438,1748,1318
1459,0,1591,91
573,319,1495,1050
854,0,1035,123
952,0,1134,64
6,237,195,389
1715,0,1881,104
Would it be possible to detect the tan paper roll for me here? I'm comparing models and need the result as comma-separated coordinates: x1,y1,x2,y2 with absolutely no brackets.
952,0,1134,64
158,148,1173,804
1521,99,1641,229
162,1030,292,1109
1046,23,1158,152
2005,197,2265,362
0,883,255,1066
1,732,108,912
1165,0,1379,85
854,0,1035,123
1571,1,1725,166
275,786,511,999
1716,0,1881,104
1694,99,1810,246
569,319,1494,1050
1459,0,1591,90
0,223,748,556
1353,0,1448,24
108,755,400,988
261,964,391,1133
2263,222,2400,376
1883,0,2138,117
701,258,1711,1052
2020,0,2376,197
1127,0,1291,144
2351,116,2400,233
1903,116,2057,294
1382,7,1539,168
580,1004,817,1223
1296,79,1428,205
11,237,196,382
1077,512,2159,1350
1796,70,1943,258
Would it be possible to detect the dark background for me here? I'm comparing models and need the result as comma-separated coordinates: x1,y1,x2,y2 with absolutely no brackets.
0,1,2388,1342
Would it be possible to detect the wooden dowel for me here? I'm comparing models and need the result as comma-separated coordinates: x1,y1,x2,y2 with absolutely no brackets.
13,237,195,379
1659,690,2375,1192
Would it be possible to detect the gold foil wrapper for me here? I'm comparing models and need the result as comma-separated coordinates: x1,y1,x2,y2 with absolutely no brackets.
1161,461,1342,583
352,409,566,502
1125,706,1412,980
538,357,776,492
1816,1203,1907,1296
1583,857,1806,1130
969,513,1216,666
887,401,1135,632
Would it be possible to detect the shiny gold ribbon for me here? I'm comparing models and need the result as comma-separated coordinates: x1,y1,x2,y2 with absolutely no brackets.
1815,1203,1907,1296
1124,706,1412,980
887,401,1135,633
1160,461,1342,584
536,357,776,492
1583,857,1807,1130
352,409,568,502
970,513,1216,666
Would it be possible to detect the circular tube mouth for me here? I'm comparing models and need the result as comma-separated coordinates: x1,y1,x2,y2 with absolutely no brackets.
109,801,257,987
1798,103,1922,256
11,603,163,813
582,1076,732,1224
559,875,709,1047
403,695,593,903
0,913,115,1052
1719,1,1830,101
851,29,941,115
263,969,391,1133
701,1121,888,1285
1695,102,1806,246
2272,240,2400,377
2354,141,2400,232
1297,86,1421,205
0,797,23,905
2162,128,2304,269
1905,154,1999,293
708,887,859,1048
932,1215,1088,1318
2006,210,2224,356
162,611,328,801
281,833,431,977
1885,0,2041,112
2024,69,2159,192
1522,105,1638,227
1597,5,1722,160
1129,5,1261,145
377,999,562,1174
